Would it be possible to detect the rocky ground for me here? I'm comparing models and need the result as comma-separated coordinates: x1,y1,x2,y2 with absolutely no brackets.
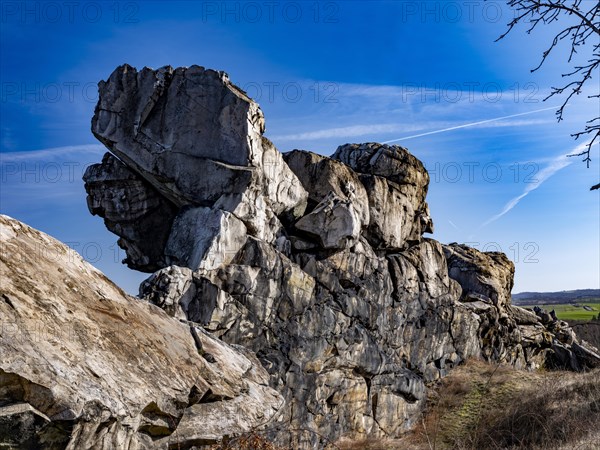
1,64,599,449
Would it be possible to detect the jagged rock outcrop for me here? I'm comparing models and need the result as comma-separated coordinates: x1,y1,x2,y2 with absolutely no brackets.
442,244,600,371
0,215,283,449
85,64,308,271
332,143,434,249
443,243,524,364
6,64,597,449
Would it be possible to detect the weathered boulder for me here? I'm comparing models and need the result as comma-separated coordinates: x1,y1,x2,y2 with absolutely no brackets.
535,310,600,371
332,143,433,249
443,243,514,312
510,304,542,325
92,64,306,213
138,265,195,320
444,243,599,370
359,173,433,249
283,150,369,224
295,192,362,249
332,142,429,189
0,215,283,449
444,243,529,366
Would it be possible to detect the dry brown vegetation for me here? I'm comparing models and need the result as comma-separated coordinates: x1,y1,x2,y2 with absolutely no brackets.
211,432,287,450
412,360,600,450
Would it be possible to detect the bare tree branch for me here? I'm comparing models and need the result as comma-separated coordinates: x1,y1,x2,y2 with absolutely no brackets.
496,0,600,189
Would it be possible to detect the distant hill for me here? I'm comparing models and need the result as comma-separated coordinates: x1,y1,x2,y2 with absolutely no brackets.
512,289,600,305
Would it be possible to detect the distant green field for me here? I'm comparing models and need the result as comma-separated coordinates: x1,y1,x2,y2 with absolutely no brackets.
521,301,600,321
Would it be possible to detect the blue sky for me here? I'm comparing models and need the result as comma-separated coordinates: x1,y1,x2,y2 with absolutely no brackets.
1,1,598,294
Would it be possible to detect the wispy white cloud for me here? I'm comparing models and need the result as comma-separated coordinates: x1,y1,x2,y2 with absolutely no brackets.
1,127,18,152
0,144,105,162
270,111,554,143
480,144,588,227
470,118,553,129
269,123,423,142
331,82,555,104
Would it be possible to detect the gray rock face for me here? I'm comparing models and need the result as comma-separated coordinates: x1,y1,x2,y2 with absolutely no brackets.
332,143,433,249
443,243,524,364
84,64,307,272
138,265,194,320
332,142,429,189
165,206,248,271
295,192,362,249
67,64,600,448
444,243,600,371
0,215,283,450
92,65,255,205
283,150,370,225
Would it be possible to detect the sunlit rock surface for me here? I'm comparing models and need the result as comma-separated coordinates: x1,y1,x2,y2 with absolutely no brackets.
4,64,597,449
0,215,283,449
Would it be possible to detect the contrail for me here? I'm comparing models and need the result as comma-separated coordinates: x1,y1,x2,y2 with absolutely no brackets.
481,143,590,227
382,106,557,144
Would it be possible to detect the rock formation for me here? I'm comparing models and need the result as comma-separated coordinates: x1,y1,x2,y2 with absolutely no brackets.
0,215,282,449
89,64,307,273
2,64,598,449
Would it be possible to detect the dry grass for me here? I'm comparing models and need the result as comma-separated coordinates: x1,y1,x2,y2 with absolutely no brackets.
333,438,422,449
209,432,289,450
413,360,600,450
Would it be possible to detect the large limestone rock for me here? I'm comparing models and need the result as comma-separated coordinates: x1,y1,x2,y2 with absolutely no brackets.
332,142,429,189
332,143,433,249
444,243,600,370
0,215,283,449
84,64,307,272
91,64,306,213
283,150,370,224
443,243,524,364
294,192,362,249
443,243,515,311
67,64,600,448
358,172,433,249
